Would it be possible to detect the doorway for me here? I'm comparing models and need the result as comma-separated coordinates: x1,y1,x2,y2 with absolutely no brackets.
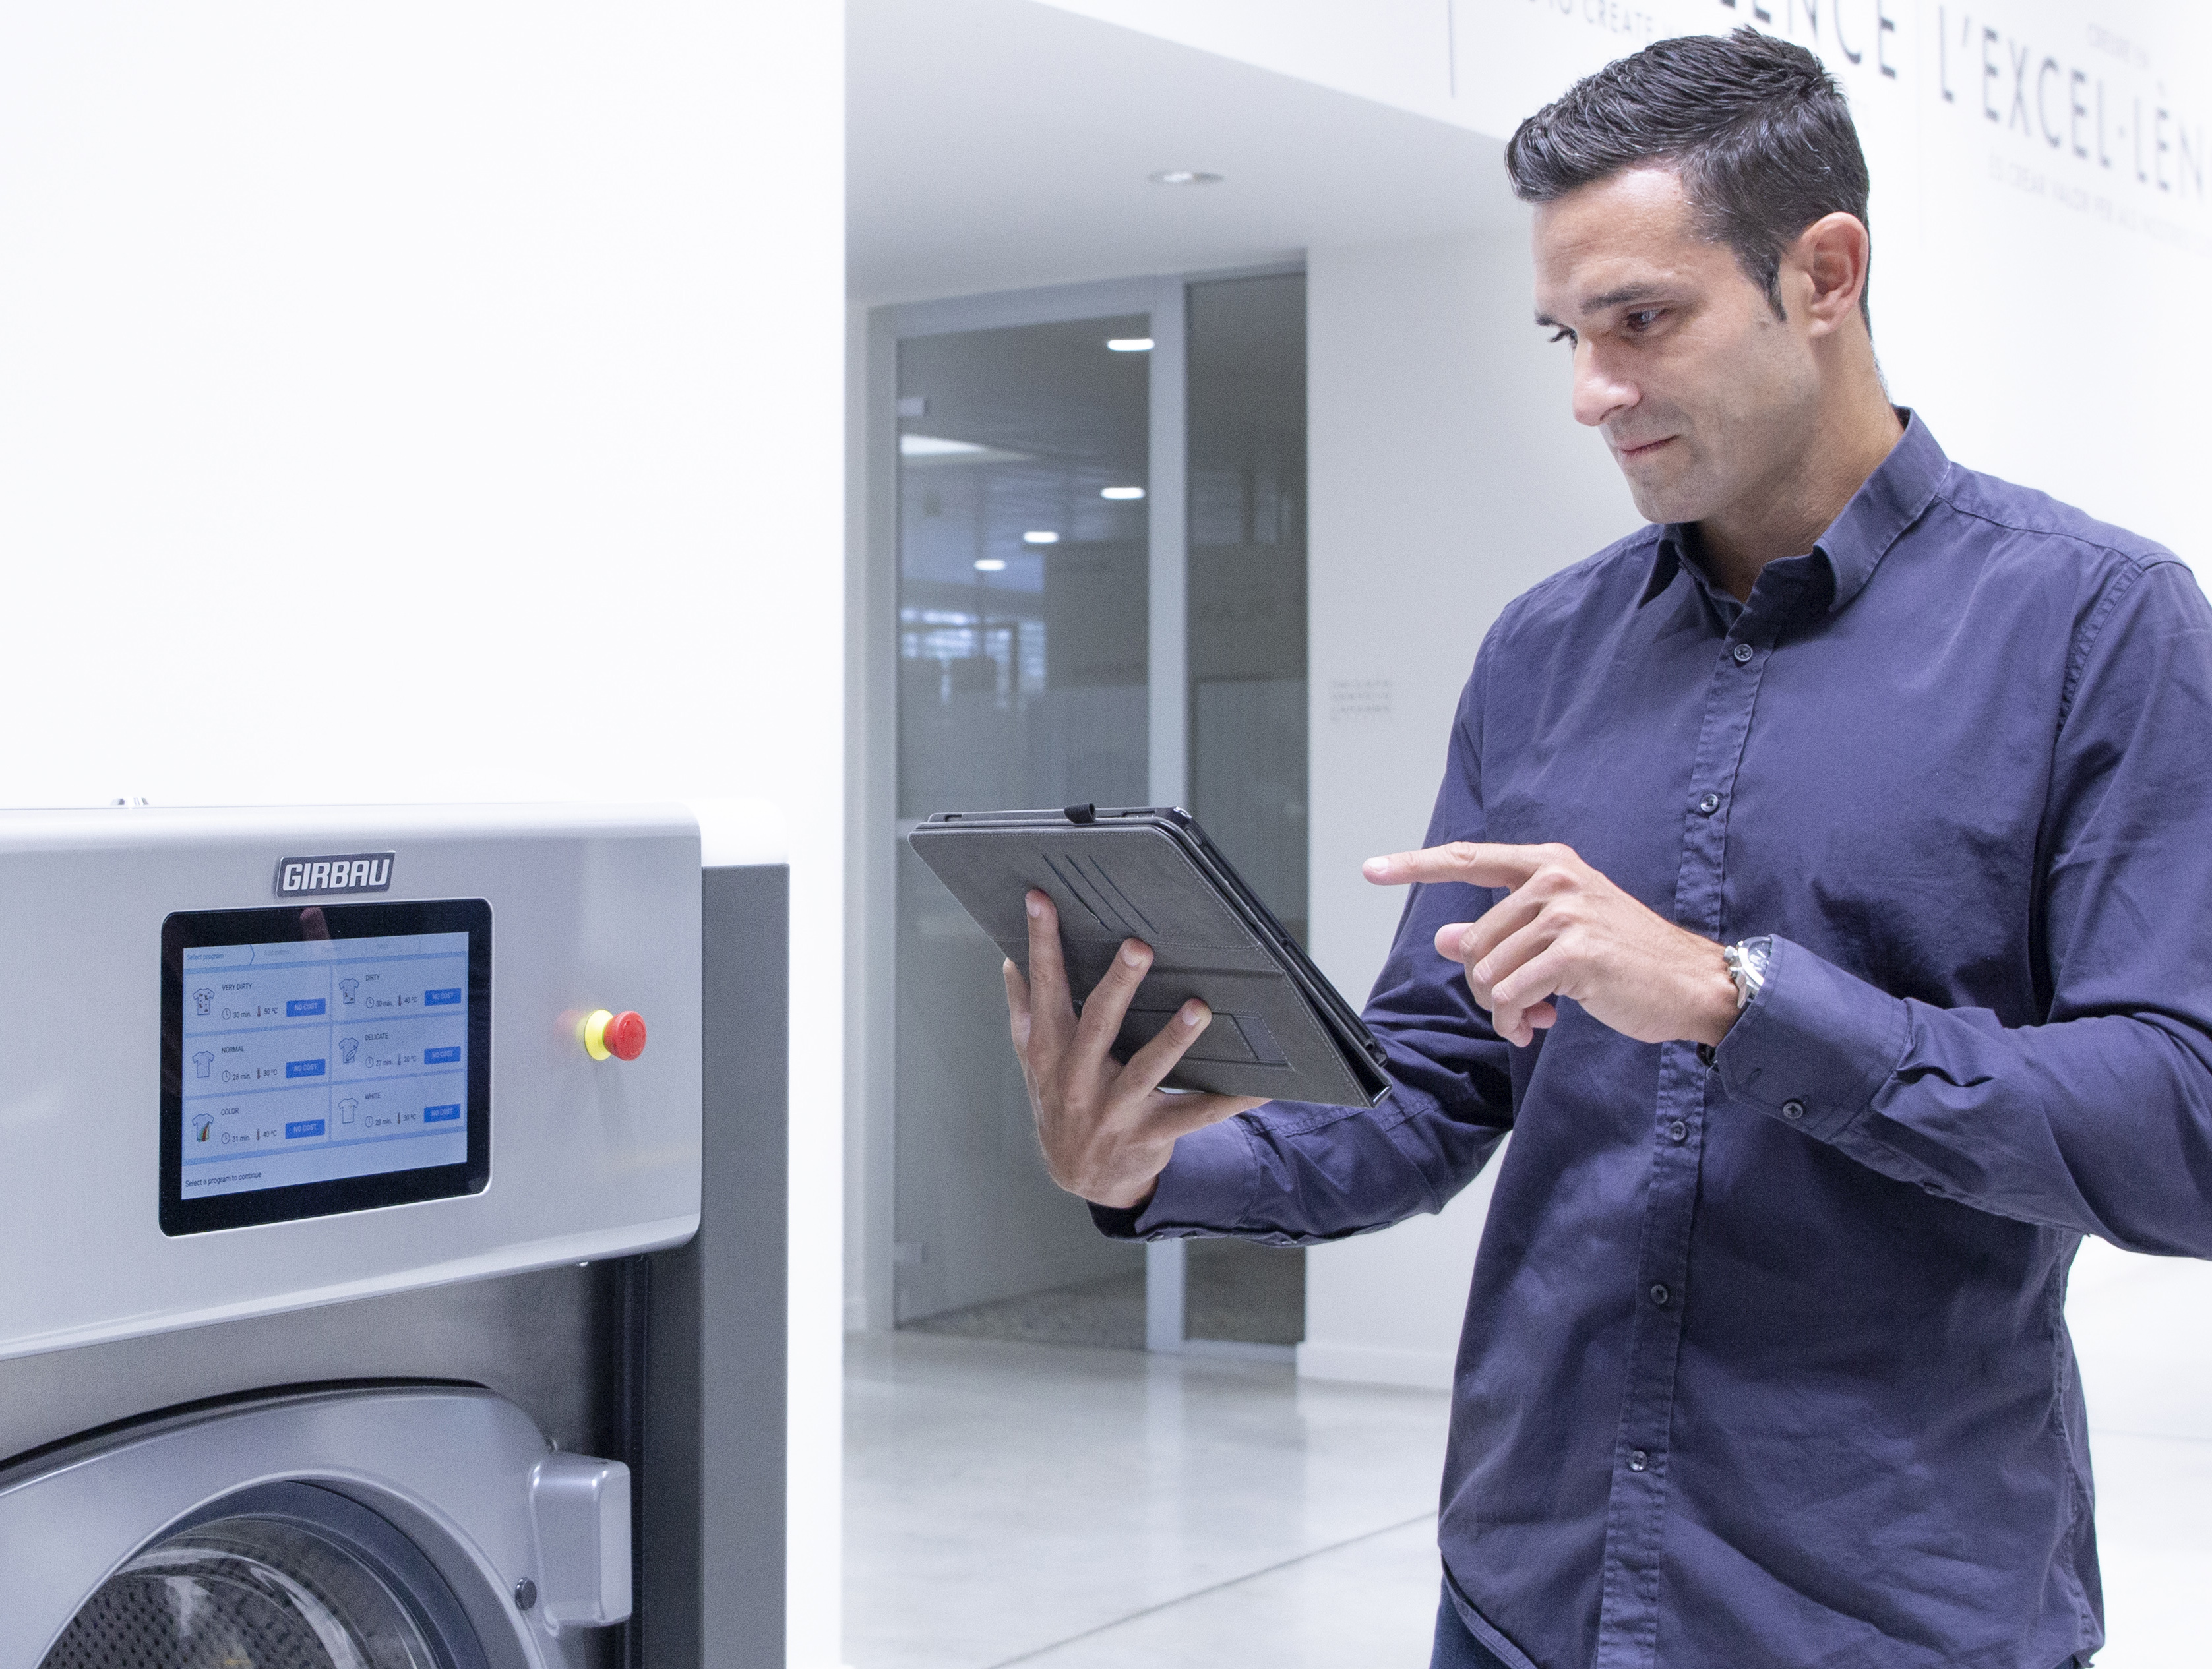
876,270,1308,1352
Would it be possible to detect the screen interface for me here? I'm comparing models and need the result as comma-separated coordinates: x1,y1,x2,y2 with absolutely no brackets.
179,931,470,1200
162,898,490,1234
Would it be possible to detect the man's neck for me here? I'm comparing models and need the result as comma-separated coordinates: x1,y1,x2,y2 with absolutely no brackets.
1695,394,1905,602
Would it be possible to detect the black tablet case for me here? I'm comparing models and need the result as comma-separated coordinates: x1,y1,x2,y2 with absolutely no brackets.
907,807,1390,1107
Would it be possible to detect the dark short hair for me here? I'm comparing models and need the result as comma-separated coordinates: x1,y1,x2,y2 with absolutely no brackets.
1505,29,1871,325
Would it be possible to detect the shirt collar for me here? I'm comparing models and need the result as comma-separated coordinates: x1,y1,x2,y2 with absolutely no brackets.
1640,410,1950,614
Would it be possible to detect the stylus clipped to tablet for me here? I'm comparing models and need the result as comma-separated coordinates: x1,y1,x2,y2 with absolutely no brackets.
907,804,1392,1108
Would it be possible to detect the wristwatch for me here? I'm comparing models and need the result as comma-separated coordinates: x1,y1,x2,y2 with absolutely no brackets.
1723,936,1773,1012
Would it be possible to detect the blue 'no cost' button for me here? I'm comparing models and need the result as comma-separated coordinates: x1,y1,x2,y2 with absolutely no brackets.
285,1119,326,1139
423,1105,461,1123
286,1059,326,1078
286,998,326,1017
425,988,462,1007
425,1046,461,1065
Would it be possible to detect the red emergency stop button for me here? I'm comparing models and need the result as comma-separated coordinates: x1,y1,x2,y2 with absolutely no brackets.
580,1008,648,1062
605,1010,647,1060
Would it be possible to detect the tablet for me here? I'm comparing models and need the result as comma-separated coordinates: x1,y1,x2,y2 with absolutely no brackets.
907,804,1391,1108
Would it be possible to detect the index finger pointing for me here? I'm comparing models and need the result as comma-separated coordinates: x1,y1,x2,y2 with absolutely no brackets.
1362,842,1549,890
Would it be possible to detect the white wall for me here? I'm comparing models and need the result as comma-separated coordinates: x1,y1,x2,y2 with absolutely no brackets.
1044,0,2211,560
1299,228,1637,1387
0,8,845,1663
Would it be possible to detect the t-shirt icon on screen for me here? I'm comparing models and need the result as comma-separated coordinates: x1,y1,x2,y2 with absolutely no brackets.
339,979,360,1005
338,1098,358,1124
191,1050,213,1079
338,1037,360,1065
193,988,212,1016
190,1114,212,1143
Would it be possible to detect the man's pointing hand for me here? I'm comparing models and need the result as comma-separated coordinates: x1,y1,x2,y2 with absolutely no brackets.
1362,841,1740,1049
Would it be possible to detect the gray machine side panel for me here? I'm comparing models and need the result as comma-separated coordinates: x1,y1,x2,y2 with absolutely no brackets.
0,1261,621,1469
642,863,788,1669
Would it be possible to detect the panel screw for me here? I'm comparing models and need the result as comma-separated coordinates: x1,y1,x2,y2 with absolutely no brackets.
514,1577,538,1612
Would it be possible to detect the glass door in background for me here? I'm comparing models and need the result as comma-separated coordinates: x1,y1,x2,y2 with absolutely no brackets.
882,272,1310,1353
892,311,1154,1332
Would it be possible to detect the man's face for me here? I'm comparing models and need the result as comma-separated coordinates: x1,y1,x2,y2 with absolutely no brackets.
1531,167,1820,528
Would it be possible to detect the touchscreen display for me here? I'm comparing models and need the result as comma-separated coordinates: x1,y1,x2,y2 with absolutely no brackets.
179,930,470,1199
162,899,491,1234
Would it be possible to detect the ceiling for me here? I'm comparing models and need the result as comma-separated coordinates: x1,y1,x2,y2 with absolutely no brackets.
847,0,1526,307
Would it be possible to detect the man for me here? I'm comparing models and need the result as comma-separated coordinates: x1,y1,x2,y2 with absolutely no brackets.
1003,30,2212,1669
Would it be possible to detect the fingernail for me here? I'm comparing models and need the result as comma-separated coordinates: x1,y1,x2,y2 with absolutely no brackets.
1121,943,1145,967
1182,1002,1206,1026
1026,895,1044,918
1362,857,1390,876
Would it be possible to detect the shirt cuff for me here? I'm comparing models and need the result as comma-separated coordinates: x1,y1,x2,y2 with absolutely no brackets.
1080,1115,1258,1240
1712,934,1908,1141
1086,1199,1145,1238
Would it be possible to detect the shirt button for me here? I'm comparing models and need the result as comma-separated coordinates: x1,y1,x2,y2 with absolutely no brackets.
1781,1099,1806,1121
1628,1449,1649,1472
1696,792,1721,815
1731,642,1755,664
1667,1119,1688,1143
1650,1283,1671,1306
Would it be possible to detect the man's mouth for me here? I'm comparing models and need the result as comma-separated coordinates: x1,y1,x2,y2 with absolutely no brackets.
1615,435,1675,460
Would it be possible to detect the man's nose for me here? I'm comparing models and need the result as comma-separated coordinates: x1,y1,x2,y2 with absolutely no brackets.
1570,344,1636,429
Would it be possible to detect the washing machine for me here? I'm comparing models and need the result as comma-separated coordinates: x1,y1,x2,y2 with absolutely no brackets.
0,803,788,1668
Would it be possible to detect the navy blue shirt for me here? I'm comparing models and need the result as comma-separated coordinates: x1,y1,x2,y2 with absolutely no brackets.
1108,416,2212,1668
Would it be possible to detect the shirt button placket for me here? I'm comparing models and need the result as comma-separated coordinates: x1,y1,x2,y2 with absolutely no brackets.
1596,624,1772,1666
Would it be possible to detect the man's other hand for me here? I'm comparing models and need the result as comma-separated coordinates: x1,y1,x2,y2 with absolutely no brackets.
1004,889,1267,1211
1363,842,1739,1049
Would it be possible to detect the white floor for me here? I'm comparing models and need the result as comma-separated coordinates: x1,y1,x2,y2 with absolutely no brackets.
846,1238,2212,1669
844,1330,1450,1669
2065,1236,2212,1668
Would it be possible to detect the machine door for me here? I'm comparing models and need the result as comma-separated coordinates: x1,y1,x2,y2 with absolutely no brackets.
1,1387,628,1669
42,1482,478,1669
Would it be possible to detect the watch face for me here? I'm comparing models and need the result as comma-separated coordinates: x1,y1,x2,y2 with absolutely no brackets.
1724,941,1766,1010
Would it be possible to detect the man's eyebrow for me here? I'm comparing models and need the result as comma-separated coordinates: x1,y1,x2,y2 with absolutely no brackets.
1535,286,1672,329
1587,285,1671,311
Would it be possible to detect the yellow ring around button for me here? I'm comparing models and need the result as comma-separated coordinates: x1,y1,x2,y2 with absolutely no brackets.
582,1008,615,1061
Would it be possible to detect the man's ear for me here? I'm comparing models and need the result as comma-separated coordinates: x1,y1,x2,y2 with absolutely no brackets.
1791,212,1870,336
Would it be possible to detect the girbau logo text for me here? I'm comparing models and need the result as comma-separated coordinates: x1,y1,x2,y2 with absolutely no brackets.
275,853,395,897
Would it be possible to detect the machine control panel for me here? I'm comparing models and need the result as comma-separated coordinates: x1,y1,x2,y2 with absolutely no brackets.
0,803,707,1364
163,899,492,1235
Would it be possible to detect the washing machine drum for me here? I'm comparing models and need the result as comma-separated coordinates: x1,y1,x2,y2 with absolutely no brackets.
45,1485,455,1669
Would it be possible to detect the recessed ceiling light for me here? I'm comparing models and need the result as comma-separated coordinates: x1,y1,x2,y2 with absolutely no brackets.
1106,338,1153,353
1022,530,1060,545
900,433,989,457
1150,169,1225,186
1100,486,1146,501
973,558,1006,572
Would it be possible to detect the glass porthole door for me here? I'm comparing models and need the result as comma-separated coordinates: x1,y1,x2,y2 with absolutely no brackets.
41,1484,480,1669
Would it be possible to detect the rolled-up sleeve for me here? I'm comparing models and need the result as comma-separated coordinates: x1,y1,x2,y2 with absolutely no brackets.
1715,557,2212,1255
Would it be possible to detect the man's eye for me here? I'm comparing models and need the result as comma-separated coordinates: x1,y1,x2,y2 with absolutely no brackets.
1548,327,1577,346
1625,309,1663,331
